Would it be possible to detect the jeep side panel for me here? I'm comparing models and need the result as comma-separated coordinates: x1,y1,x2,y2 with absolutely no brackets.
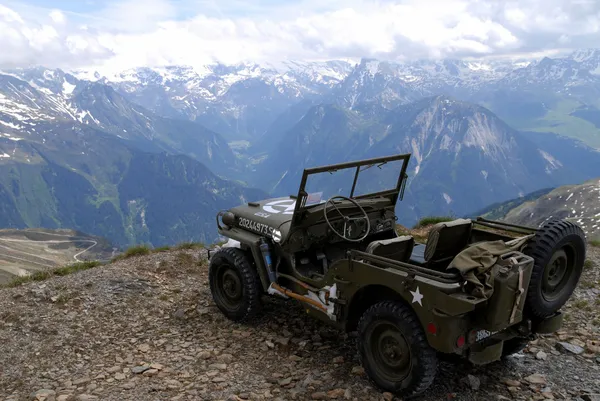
320,257,486,354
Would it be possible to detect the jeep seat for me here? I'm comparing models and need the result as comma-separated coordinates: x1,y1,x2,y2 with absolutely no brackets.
366,235,415,263
409,219,473,268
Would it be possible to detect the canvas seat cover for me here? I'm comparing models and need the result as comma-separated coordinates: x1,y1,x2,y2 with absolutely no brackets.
366,235,415,262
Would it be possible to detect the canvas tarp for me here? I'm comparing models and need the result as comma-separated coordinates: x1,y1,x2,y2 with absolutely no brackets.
447,235,534,299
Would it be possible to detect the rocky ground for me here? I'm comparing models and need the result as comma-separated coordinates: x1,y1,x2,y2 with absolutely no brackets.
0,245,599,401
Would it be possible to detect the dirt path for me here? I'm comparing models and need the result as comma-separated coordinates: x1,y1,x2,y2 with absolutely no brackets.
0,247,598,401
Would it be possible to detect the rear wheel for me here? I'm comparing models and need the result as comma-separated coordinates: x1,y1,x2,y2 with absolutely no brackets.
523,220,586,318
209,247,262,322
357,301,437,398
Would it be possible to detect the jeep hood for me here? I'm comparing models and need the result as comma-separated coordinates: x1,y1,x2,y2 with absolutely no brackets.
229,196,297,240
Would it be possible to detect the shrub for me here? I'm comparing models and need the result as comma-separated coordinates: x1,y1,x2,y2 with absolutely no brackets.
174,242,204,250
413,216,454,229
112,245,151,261
153,246,171,253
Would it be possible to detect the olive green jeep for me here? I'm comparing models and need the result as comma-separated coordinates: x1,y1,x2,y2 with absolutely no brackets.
207,153,586,398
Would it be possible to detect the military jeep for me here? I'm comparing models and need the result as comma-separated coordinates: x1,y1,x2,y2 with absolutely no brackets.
207,153,586,398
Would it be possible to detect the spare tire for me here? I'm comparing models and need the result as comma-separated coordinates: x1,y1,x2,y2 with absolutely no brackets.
523,219,586,318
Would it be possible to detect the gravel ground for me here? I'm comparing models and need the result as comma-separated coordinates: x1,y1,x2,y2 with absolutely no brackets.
0,246,599,401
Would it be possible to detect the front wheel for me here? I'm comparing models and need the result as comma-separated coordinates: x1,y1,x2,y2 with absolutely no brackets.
208,247,262,322
357,301,437,398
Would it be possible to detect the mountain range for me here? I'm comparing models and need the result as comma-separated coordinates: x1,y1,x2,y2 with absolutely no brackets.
1,49,600,246
75,49,600,149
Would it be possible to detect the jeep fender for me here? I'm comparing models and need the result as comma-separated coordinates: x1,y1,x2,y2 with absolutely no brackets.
216,226,271,292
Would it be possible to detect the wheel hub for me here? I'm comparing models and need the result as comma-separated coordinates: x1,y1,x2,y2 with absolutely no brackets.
542,248,573,301
367,322,411,382
222,271,241,299
378,331,408,369
214,264,243,310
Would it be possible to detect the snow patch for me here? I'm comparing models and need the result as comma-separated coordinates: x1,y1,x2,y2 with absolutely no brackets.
62,79,76,95
481,170,488,180
0,120,22,129
42,70,55,80
538,149,563,173
442,193,453,204
366,60,380,76
0,153,10,158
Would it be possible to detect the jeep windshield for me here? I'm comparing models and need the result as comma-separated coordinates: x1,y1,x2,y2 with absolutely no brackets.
293,153,411,212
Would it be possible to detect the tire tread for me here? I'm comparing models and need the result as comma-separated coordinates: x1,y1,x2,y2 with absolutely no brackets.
208,247,262,322
523,219,586,318
357,300,437,398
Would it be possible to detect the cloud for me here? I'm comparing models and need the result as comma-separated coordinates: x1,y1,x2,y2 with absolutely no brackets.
1,0,600,72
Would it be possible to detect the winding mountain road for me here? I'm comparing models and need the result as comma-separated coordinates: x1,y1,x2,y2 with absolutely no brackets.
0,231,98,262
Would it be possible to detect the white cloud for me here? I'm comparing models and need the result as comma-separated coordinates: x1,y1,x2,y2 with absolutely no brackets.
0,0,600,72
49,9,66,24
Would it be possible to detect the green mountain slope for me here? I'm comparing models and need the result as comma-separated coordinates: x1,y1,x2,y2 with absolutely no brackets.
0,123,266,247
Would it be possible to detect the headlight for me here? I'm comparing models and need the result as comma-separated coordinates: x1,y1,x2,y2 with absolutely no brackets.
221,211,236,227
272,229,282,243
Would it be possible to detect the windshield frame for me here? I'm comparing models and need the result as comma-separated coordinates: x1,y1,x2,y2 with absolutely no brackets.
292,153,411,218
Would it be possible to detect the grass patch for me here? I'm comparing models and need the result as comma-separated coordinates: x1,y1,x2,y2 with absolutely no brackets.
54,261,101,276
413,216,454,229
584,259,594,270
153,246,171,253
572,299,589,309
112,245,151,261
174,242,204,250
5,261,103,288
175,251,195,266
590,239,600,247
580,280,598,289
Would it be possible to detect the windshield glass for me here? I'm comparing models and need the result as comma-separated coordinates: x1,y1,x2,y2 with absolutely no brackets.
301,159,405,207
303,166,356,206
353,159,405,197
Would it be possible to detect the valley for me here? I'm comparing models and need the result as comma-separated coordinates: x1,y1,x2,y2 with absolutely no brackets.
0,228,114,284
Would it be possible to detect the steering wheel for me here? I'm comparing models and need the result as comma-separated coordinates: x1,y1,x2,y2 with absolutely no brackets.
323,195,371,242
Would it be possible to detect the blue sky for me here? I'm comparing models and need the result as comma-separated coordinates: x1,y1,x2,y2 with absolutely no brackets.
1,0,599,72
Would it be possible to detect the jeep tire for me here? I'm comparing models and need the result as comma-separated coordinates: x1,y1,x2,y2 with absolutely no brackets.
357,301,437,398
209,247,262,322
523,219,586,319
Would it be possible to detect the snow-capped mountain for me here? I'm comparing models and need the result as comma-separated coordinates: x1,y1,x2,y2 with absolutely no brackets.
62,50,600,147
331,57,524,109
71,61,355,141
0,67,237,173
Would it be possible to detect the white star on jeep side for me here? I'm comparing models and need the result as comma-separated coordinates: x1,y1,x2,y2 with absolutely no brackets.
410,286,424,306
